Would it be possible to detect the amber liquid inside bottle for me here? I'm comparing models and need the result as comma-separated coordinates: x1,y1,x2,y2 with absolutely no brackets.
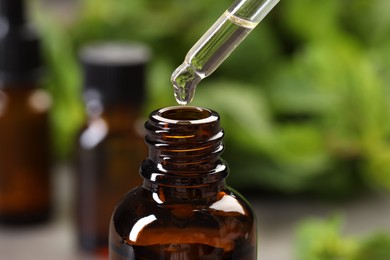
109,106,257,260
0,86,51,225
76,104,147,255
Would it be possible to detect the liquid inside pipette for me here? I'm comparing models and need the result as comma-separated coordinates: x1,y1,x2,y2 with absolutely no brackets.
171,11,257,105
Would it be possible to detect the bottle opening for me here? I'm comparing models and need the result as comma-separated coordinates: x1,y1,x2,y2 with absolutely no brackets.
155,106,217,124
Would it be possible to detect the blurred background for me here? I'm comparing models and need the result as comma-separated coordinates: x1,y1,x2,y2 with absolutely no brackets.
1,0,390,259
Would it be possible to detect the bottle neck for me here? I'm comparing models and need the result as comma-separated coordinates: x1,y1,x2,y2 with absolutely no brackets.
84,93,142,124
141,106,228,191
0,82,38,91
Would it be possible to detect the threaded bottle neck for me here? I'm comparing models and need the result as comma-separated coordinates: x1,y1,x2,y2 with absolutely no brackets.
141,106,228,186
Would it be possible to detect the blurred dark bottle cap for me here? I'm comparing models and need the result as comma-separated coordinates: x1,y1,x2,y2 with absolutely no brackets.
0,0,43,86
80,42,151,106
0,0,25,25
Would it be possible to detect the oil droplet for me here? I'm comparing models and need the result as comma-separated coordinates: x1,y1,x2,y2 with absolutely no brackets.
171,62,201,105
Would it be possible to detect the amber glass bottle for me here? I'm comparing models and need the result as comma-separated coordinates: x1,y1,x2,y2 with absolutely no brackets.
76,43,150,255
0,0,52,225
109,106,257,259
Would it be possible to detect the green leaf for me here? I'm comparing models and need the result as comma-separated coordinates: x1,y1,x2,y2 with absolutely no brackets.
295,216,357,260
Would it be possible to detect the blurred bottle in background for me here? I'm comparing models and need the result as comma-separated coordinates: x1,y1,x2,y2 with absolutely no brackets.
0,0,52,226
76,42,150,256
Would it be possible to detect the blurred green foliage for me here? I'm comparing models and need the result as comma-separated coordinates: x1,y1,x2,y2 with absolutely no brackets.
295,216,390,260
32,0,390,196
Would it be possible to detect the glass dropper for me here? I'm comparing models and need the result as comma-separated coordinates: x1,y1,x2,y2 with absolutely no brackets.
171,0,280,105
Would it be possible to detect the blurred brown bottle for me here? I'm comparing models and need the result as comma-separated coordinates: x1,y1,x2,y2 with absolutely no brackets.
76,42,150,256
109,106,257,259
0,0,52,226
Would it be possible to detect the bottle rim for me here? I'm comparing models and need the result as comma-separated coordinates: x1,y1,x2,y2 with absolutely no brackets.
151,106,219,125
